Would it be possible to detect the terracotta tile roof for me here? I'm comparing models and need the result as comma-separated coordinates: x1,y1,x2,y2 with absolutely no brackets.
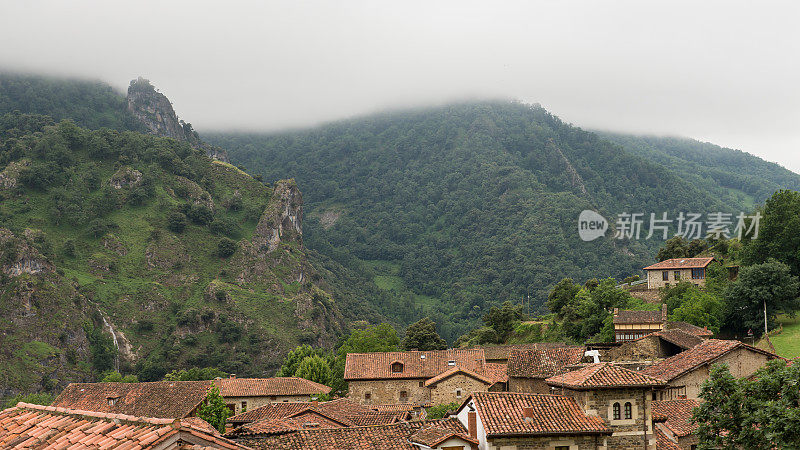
370,404,417,413
507,347,586,379
0,402,248,449
465,392,611,437
234,418,467,450
642,339,777,382
643,257,715,270
219,378,331,397
545,362,665,389
409,425,477,447
665,321,714,337
229,402,309,424
639,329,703,350
344,349,486,380
424,367,495,387
652,399,702,437
51,380,213,418
347,411,407,426
479,344,540,361
613,307,667,325
232,410,352,437
483,362,509,383
654,425,683,450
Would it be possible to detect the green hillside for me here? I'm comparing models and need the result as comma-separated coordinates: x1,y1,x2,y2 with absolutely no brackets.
206,102,800,341
0,111,346,397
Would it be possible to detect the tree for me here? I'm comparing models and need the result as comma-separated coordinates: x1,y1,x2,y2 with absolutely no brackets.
167,211,188,233
693,360,800,449
217,238,237,258
723,260,800,337
483,301,524,343
276,345,324,377
547,278,580,317
293,355,332,386
743,189,800,275
337,323,400,355
197,385,230,433
101,371,138,383
669,289,724,334
163,367,227,381
656,236,709,261
425,402,460,420
402,317,447,351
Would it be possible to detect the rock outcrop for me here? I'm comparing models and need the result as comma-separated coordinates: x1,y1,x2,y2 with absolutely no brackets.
126,77,229,162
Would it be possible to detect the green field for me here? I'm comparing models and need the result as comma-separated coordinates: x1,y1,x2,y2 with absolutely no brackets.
758,315,800,358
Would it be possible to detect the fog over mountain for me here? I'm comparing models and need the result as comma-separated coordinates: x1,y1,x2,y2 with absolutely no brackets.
1,0,799,170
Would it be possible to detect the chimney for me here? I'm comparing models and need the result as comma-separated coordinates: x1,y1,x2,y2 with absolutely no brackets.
311,400,318,407
229,373,236,379
661,304,668,321
467,411,477,439
523,407,534,422
613,308,619,317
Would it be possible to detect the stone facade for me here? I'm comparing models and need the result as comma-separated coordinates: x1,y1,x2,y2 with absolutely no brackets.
487,434,606,450
557,387,656,450
656,347,771,400
507,377,552,395
348,379,430,406
605,335,687,363
429,373,495,406
223,394,316,415
646,268,705,290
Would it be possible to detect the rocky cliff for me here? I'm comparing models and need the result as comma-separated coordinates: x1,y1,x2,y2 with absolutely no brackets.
126,77,229,162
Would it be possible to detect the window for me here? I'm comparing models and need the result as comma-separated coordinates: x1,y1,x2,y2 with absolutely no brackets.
456,389,462,398
447,360,456,366
624,402,632,419
662,271,669,281
555,447,570,450
391,362,404,373
419,381,424,387
107,397,118,406
364,392,371,400
241,401,247,410
692,268,705,279
674,270,681,280
612,402,621,420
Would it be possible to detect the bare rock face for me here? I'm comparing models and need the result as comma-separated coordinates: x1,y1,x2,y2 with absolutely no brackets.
126,77,229,162
0,228,54,277
109,167,143,190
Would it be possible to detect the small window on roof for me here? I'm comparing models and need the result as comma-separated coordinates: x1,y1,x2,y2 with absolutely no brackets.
391,362,404,373
447,360,456,366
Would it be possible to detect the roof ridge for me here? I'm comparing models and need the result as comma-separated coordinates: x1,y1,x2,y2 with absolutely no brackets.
16,402,177,425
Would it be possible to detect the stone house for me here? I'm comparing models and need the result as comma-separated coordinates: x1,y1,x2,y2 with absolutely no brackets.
506,346,586,394
51,377,332,419
642,339,777,400
0,402,247,449
545,362,666,449
344,349,506,407
652,399,701,450
453,391,612,450
604,329,703,363
643,257,715,289
217,377,332,415
612,305,668,342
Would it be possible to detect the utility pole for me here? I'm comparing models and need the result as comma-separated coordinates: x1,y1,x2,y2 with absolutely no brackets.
764,300,768,338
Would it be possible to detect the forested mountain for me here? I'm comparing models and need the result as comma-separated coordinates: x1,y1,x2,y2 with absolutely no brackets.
204,102,800,340
0,75,354,399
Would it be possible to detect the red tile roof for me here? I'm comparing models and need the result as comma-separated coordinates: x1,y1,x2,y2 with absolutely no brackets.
409,425,478,447
423,367,495,387
665,321,714,337
652,399,702,437
465,392,611,437
507,347,586,379
613,306,667,324
234,418,468,450
642,339,777,382
0,402,248,449
643,257,715,270
638,329,703,350
228,398,403,429
229,402,309,424
654,425,683,450
51,380,213,418
344,349,486,380
219,378,331,397
545,363,665,389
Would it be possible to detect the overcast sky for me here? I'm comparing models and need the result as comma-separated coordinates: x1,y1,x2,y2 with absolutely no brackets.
2,0,799,171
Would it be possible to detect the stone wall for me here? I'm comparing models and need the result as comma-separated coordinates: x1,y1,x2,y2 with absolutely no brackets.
429,374,490,405
348,379,429,406
664,347,772,399
559,387,655,450
507,378,552,395
488,434,606,450
223,394,313,415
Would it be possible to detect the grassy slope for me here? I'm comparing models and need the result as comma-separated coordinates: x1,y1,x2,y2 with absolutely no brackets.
757,314,800,358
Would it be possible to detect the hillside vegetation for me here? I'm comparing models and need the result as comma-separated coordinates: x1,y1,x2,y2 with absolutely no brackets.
0,111,346,397
205,102,800,340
